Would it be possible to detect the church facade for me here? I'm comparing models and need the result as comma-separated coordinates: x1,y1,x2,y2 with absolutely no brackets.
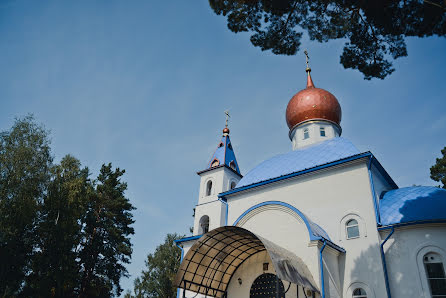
173,66,446,298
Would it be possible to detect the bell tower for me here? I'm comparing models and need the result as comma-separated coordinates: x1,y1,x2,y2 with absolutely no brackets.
193,112,242,235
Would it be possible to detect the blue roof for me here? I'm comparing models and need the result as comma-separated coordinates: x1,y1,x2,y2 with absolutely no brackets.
237,137,360,187
380,186,446,226
205,134,241,175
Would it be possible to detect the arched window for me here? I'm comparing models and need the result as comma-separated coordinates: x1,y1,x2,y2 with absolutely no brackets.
320,127,326,137
423,252,446,297
250,273,284,298
230,181,237,189
229,161,236,171
303,128,309,139
346,219,360,239
206,180,213,196
199,215,209,234
228,143,233,150
352,288,367,298
218,142,224,148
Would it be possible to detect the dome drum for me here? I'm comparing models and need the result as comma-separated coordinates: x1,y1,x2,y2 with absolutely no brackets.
288,118,342,141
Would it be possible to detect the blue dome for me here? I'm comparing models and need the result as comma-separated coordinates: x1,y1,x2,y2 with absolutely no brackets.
237,137,360,187
380,186,446,226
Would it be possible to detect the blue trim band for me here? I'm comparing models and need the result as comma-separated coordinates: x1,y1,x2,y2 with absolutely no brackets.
220,153,373,198
218,198,228,226
320,240,327,298
175,234,203,244
380,227,394,298
368,157,382,226
231,200,346,253
370,157,398,189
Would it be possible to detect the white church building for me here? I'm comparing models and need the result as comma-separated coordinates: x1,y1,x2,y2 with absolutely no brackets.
173,65,446,298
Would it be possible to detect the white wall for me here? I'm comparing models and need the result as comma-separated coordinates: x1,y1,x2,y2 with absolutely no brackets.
225,159,388,297
381,224,446,298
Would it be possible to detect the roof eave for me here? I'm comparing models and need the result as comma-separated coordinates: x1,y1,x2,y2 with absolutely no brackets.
219,152,373,199
197,164,242,177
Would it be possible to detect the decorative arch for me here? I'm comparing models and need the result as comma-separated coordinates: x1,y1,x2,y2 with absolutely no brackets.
345,282,375,298
232,201,330,241
416,244,446,297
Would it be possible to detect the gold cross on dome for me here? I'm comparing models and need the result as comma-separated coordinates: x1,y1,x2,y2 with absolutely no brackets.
224,110,230,128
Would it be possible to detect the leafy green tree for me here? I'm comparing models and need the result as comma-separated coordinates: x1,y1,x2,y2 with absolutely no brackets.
0,115,52,296
209,0,446,80
23,155,91,298
78,164,135,297
431,146,446,188
0,116,136,297
130,233,183,298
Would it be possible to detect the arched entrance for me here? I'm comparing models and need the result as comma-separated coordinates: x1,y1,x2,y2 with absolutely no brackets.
250,273,285,298
174,226,319,297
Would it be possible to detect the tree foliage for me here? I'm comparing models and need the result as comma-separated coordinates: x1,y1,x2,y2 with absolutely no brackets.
0,116,135,297
129,233,183,298
209,0,446,80
431,146,446,188
0,115,52,296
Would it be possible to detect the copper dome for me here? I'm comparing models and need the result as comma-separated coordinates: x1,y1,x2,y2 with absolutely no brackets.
286,72,342,131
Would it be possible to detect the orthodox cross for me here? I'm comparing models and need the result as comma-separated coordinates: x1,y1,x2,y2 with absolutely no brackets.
304,50,310,71
224,110,230,128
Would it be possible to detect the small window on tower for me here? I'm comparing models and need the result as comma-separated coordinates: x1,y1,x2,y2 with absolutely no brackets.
199,215,210,234
228,143,233,150
229,161,236,171
303,128,309,139
218,142,224,148
320,127,326,137
230,181,237,189
346,219,360,239
206,180,213,196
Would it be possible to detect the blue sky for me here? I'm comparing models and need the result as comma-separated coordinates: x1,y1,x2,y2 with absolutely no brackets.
1,0,445,295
